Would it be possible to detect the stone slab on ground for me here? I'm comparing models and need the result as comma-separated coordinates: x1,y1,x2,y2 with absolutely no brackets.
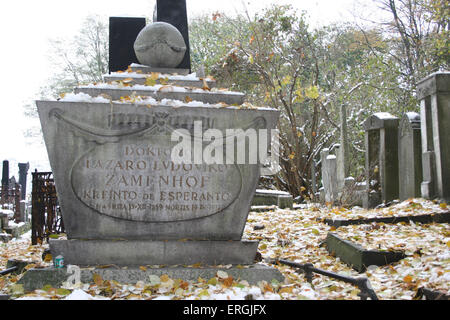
415,288,450,300
252,190,293,209
50,239,259,266
18,264,284,292
321,211,450,228
325,233,406,272
250,205,278,213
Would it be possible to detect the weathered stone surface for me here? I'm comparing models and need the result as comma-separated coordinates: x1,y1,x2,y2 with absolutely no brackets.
49,239,259,266
131,65,189,75
36,101,278,241
134,22,186,68
363,113,399,208
74,86,245,105
418,72,450,201
18,264,284,292
398,112,422,201
103,74,217,88
251,189,293,209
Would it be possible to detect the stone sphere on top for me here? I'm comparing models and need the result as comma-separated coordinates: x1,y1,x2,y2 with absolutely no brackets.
133,22,186,68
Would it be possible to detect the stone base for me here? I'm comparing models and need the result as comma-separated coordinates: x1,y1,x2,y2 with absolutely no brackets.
18,264,285,292
130,65,190,75
50,239,259,266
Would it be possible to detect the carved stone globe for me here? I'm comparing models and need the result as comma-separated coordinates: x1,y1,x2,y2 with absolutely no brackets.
134,22,186,68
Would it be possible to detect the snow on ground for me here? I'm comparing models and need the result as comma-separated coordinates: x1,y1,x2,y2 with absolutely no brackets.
0,198,448,300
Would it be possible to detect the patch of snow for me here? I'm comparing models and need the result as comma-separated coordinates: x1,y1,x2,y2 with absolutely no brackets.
61,92,111,103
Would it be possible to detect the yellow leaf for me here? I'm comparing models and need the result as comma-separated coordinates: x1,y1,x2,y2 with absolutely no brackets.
289,152,295,160
139,266,147,271
159,77,169,85
403,275,413,283
311,228,320,235
160,274,170,282
279,287,294,294
446,241,450,248
198,289,210,297
185,96,193,103
208,277,218,285
281,76,291,86
43,253,53,263
439,203,447,209
305,85,319,99
202,79,211,91
249,55,254,64
93,273,103,286
145,77,157,87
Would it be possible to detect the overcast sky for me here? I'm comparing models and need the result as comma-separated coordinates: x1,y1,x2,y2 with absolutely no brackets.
0,0,379,176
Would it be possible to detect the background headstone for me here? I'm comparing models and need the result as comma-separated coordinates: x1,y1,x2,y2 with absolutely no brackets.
18,163,29,200
363,113,399,208
109,17,147,72
417,72,450,201
398,112,422,200
1,160,9,204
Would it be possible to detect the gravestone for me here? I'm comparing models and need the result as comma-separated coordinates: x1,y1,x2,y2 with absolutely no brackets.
36,56,280,272
18,163,29,200
398,112,422,200
417,72,450,201
1,160,9,203
320,147,338,204
363,113,399,208
109,17,147,72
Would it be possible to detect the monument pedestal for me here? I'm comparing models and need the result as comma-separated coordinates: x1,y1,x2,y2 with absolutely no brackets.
49,239,259,266
18,264,284,292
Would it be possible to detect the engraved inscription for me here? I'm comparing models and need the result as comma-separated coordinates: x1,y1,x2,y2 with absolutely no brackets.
71,136,242,222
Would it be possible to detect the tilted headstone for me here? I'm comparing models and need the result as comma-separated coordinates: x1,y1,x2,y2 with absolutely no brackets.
417,72,450,201
363,113,399,208
109,17,147,72
18,163,29,200
398,112,422,200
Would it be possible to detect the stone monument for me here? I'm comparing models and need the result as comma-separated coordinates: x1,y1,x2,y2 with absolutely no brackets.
26,4,283,289
398,112,422,201
417,72,450,201
18,162,29,200
363,113,399,208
